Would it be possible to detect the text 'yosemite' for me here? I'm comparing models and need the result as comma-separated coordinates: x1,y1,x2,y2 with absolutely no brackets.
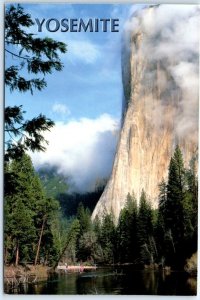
35,18,120,32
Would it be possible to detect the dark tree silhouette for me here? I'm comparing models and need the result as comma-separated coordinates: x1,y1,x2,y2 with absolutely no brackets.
5,4,67,161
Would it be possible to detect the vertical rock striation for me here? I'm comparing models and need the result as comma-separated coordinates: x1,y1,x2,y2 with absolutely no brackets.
92,5,199,222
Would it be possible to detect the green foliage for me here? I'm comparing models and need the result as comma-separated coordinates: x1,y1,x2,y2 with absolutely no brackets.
37,168,105,217
8,198,36,264
78,231,98,262
116,193,138,263
5,4,66,93
5,106,54,161
185,154,198,246
165,146,185,235
57,189,105,218
137,190,155,264
5,147,197,270
99,213,116,264
10,199,35,242
156,146,198,268
5,4,67,161
4,5,67,263
4,154,60,266
76,203,95,261
54,218,81,266
50,213,71,260
60,146,197,269
137,191,153,245
37,166,69,198
77,203,91,235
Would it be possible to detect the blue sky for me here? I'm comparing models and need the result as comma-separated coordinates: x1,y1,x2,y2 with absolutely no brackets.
5,3,144,191
6,3,199,192
5,3,139,121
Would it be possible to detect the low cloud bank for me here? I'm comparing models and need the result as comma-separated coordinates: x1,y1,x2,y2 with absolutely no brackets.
123,5,199,143
31,114,119,192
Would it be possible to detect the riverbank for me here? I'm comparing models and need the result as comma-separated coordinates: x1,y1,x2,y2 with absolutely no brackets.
4,263,97,286
4,257,197,287
4,266,197,295
4,264,50,286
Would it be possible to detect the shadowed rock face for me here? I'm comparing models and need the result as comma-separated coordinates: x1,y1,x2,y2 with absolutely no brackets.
92,6,199,222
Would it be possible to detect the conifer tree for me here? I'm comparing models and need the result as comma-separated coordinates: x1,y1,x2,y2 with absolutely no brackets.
53,218,80,267
7,199,36,266
77,203,91,235
155,180,168,265
159,146,197,267
117,193,138,263
79,231,98,262
92,216,104,263
4,154,60,265
5,4,67,160
165,146,185,236
185,154,198,252
100,213,116,264
137,190,154,264
164,146,186,265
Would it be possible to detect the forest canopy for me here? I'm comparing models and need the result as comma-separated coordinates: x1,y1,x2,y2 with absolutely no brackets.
4,147,198,270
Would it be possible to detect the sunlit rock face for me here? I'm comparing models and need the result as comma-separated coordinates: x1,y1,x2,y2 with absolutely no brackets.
92,5,199,222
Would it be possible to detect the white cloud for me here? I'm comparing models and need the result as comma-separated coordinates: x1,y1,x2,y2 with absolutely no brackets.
123,4,199,145
68,40,101,64
31,114,119,192
52,103,71,115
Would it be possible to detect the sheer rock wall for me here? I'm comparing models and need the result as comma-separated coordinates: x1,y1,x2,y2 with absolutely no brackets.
92,6,198,222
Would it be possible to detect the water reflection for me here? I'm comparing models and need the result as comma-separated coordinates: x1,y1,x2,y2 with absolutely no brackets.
4,268,197,295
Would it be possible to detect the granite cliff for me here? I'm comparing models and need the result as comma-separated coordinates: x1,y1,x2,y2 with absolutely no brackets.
92,5,199,222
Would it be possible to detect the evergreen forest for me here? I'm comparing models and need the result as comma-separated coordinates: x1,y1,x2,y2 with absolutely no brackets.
4,146,198,271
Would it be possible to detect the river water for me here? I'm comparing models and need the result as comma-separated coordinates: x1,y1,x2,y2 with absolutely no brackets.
5,267,197,295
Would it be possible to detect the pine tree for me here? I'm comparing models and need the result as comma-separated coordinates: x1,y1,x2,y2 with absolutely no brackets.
164,146,186,266
92,216,104,263
126,193,138,263
7,198,36,266
79,231,98,262
5,4,67,160
34,197,60,265
160,146,197,267
4,154,60,266
116,193,138,263
137,190,154,264
53,218,80,267
77,203,91,235
186,154,198,252
50,212,69,264
117,208,129,263
155,180,168,266
165,146,185,235
99,213,116,264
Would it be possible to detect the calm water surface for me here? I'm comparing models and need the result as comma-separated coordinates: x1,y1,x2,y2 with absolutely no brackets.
5,267,197,295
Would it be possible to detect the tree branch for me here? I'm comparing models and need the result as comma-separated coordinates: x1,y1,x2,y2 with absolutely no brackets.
5,48,29,61
5,40,22,45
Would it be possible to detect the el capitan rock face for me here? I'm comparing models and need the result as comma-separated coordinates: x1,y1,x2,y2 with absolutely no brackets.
92,6,199,222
